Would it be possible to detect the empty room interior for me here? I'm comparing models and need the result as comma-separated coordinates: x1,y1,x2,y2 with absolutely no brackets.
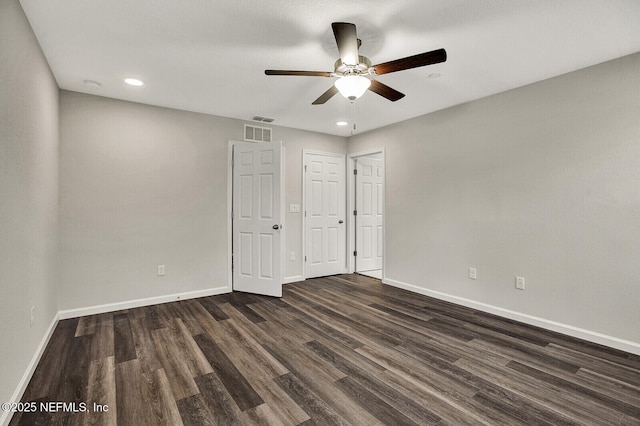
2,0,640,424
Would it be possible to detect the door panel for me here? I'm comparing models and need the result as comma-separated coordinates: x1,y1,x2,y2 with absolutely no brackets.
259,234,273,278
362,226,372,259
310,227,323,264
239,233,252,276
356,156,383,272
233,141,282,297
305,152,346,278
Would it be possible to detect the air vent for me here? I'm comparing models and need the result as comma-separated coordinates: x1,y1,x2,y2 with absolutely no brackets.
244,124,272,142
252,116,274,123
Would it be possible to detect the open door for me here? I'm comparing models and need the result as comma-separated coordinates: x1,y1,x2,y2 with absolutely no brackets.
355,156,384,274
348,150,385,279
232,141,283,297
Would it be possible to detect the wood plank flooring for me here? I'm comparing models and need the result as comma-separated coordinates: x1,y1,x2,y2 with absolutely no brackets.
10,274,640,425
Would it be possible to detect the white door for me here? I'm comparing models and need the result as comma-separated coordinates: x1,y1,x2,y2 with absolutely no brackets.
355,156,383,272
304,152,346,278
233,141,283,297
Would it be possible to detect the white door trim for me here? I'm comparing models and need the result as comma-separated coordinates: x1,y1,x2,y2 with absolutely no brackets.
227,140,237,291
302,149,348,279
347,149,386,278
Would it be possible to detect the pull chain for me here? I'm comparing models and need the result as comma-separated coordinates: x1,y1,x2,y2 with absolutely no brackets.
350,101,356,135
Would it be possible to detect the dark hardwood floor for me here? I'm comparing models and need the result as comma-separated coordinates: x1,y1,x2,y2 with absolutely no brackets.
10,274,640,425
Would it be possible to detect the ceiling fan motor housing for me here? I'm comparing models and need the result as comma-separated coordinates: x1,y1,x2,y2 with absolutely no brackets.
334,56,372,76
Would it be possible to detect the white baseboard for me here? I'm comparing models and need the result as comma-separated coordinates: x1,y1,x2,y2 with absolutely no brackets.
1,313,59,426
283,275,304,285
58,286,231,320
383,277,640,356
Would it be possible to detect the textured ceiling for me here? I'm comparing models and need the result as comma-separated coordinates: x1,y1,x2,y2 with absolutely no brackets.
19,0,640,136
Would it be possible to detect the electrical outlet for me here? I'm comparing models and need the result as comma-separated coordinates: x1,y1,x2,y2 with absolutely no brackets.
469,267,477,280
516,276,525,290
290,251,295,261
158,264,165,276
30,306,35,327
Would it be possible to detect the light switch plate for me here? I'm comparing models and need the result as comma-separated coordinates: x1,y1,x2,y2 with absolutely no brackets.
469,267,477,280
289,204,300,213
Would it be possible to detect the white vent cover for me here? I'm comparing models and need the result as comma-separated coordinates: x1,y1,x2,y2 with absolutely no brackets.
244,124,272,142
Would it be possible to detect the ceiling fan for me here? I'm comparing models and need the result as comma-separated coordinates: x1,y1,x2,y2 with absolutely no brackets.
265,22,447,104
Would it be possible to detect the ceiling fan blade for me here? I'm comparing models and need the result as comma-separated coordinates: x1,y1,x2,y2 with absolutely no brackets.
368,80,405,102
312,85,339,105
265,70,332,77
372,48,447,75
332,22,359,66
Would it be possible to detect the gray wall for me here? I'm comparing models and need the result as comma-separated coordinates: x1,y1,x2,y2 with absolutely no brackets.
349,53,640,345
0,0,59,409
58,91,345,312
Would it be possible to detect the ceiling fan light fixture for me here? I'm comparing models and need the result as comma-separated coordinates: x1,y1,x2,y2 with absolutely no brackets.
334,75,370,101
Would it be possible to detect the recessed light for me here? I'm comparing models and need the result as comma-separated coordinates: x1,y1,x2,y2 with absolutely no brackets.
83,80,102,88
336,121,348,126
124,78,144,86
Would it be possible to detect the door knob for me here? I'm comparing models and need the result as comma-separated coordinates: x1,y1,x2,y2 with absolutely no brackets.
338,220,344,224
273,224,280,230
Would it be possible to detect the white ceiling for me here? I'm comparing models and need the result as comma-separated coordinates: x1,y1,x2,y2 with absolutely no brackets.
19,0,640,137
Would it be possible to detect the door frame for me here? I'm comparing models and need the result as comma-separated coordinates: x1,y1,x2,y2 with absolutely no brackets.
302,149,348,279
347,148,386,277
227,140,285,293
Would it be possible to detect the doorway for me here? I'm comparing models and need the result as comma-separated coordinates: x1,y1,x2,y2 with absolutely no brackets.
348,149,385,280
